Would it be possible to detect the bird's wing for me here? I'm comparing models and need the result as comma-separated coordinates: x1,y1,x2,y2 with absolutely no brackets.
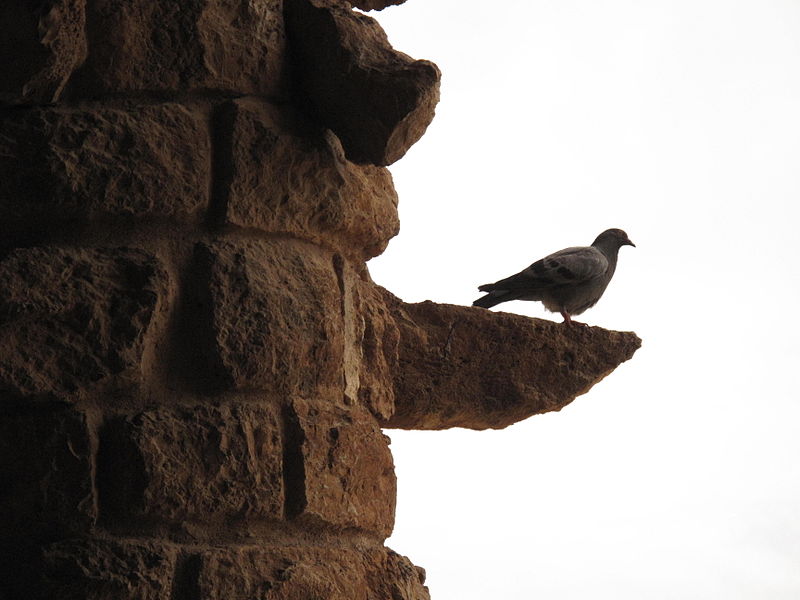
480,246,608,292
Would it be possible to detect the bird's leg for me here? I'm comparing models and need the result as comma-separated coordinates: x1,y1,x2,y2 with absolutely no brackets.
562,311,589,328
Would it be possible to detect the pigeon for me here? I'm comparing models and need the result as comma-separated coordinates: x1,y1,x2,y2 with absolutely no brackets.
472,228,635,324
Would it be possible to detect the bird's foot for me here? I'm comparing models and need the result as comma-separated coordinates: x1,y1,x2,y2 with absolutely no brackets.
561,312,588,328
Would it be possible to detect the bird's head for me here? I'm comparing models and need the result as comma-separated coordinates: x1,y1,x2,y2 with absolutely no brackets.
593,228,635,250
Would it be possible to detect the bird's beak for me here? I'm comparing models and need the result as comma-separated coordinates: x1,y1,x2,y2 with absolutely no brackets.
626,239,636,247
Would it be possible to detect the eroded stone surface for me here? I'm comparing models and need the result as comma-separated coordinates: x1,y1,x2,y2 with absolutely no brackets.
0,0,87,105
192,239,344,396
290,399,396,537
224,98,399,260
351,275,400,421
198,544,429,600
39,538,177,600
98,403,283,526
0,247,168,402
376,289,642,430
69,0,286,98
0,406,95,544
284,0,440,165
0,103,210,244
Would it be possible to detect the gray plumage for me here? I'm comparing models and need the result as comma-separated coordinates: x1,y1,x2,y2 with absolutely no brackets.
472,228,635,324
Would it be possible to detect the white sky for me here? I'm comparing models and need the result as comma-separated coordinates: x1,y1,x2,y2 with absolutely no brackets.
366,1,800,598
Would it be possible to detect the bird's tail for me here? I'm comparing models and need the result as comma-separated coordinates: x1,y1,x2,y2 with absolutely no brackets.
472,289,514,309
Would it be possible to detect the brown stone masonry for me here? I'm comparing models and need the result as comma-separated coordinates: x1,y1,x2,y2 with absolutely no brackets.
0,1,637,598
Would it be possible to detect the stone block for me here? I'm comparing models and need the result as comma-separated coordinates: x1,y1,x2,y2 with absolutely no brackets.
351,275,401,421
0,247,168,402
70,0,286,97
192,239,344,396
98,403,283,526
39,538,176,600
289,399,396,537
0,103,210,243
0,0,87,105
224,98,399,260
197,545,429,600
0,406,95,543
381,295,643,430
284,0,440,165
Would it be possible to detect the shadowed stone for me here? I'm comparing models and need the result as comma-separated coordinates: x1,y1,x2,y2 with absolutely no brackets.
0,247,168,402
98,404,284,527
198,545,429,600
284,0,440,165
0,103,210,246
0,406,95,545
67,0,286,98
0,0,87,105
39,538,177,600
191,239,345,396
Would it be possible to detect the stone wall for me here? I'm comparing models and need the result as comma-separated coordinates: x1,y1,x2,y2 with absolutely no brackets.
0,1,640,598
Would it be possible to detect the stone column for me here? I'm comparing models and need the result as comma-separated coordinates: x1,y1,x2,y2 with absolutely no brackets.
0,1,638,598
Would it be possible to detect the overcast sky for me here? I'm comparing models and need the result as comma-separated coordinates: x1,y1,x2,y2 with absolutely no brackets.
365,1,800,598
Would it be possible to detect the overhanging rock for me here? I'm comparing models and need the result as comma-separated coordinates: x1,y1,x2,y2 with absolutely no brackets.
371,289,641,430
284,0,441,165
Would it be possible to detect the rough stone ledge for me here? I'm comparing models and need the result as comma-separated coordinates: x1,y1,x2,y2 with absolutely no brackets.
377,291,642,430
284,0,440,166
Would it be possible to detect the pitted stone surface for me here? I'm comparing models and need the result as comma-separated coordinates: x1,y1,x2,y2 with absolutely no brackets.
70,0,286,97
192,239,345,397
224,99,399,260
39,539,177,600
351,275,401,421
98,404,284,526
198,544,429,600
380,292,642,430
290,399,396,537
0,1,87,105
0,103,210,246
0,247,168,402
